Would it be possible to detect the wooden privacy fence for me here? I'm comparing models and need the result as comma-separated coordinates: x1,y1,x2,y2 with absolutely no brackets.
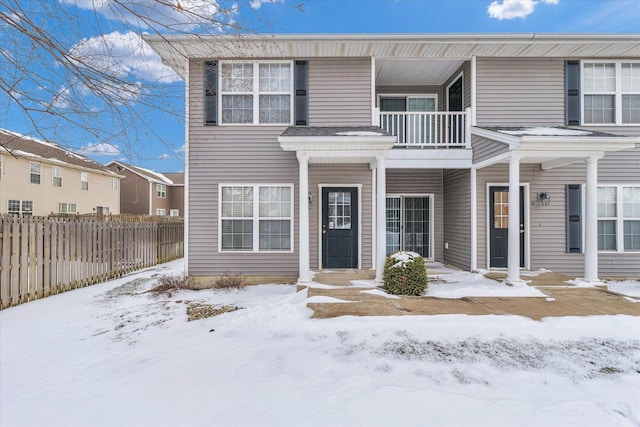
0,214,184,309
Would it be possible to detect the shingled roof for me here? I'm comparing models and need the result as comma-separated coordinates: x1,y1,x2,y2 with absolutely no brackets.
107,160,183,185
0,129,118,176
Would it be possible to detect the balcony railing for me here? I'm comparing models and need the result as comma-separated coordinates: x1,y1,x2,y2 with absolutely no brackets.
378,108,471,148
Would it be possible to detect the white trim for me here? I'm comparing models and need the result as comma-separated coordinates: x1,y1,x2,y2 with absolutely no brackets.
470,167,477,271
580,60,640,126
470,56,477,126
217,183,295,254
485,182,531,271
377,93,439,112
371,57,376,126
385,193,435,261
184,57,190,274
446,71,464,112
148,182,153,215
217,60,294,126
371,167,376,269
473,152,512,169
317,183,363,270
597,183,640,253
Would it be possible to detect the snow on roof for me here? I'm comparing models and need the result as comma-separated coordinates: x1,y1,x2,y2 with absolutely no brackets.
135,165,174,185
336,131,385,137
109,161,179,185
497,127,593,137
0,128,119,176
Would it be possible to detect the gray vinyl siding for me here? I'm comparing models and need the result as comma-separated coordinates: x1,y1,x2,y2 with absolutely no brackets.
472,135,509,164
188,60,299,277
443,169,471,270
599,144,640,183
386,169,444,262
309,165,372,270
476,58,565,126
476,161,640,278
376,86,444,111
308,58,372,126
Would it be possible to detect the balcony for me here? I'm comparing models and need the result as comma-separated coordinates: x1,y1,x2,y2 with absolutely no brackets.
378,108,471,149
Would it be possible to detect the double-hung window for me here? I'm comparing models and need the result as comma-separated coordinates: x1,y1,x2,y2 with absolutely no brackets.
52,166,62,187
598,185,640,252
80,172,88,190
109,178,118,190
156,184,166,198
583,61,640,124
220,184,293,252
8,200,33,216
58,203,76,214
30,162,41,184
220,62,292,125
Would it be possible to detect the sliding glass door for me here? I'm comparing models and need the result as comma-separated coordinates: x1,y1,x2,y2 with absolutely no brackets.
386,195,432,258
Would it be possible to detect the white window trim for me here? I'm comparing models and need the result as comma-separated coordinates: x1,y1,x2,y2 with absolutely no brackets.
30,161,41,184
8,199,33,215
52,166,62,187
80,172,88,190
218,60,294,126
156,183,167,198
218,183,295,253
156,208,166,216
169,209,180,217
385,193,435,261
581,60,640,126
446,71,464,112
597,184,640,253
109,177,119,190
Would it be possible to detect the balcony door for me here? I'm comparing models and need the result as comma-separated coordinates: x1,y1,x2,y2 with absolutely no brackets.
379,95,436,145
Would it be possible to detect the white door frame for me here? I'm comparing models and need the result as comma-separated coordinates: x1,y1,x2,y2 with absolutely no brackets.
485,182,531,270
386,193,435,261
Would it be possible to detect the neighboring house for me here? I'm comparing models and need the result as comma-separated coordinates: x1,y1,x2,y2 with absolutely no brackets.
105,161,184,217
0,129,121,216
144,33,640,285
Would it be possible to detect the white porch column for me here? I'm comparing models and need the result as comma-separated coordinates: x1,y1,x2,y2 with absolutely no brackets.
470,167,477,272
584,156,600,283
375,155,387,284
506,154,523,285
297,153,310,283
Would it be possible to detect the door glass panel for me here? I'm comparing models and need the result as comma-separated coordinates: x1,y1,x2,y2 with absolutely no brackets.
328,191,351,230
386,197,401,256
494,191,509,229
404,197,430,257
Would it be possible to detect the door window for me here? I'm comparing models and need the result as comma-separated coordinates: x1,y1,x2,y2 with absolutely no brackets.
328,191,351,230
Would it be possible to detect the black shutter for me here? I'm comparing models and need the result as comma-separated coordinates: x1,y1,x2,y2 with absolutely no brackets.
294,60,308,126
565,61,580,126
204,61,218,125
566,184,582,253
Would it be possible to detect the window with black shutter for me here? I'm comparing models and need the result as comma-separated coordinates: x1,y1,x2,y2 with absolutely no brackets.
205,60,218,125
566,184,583,253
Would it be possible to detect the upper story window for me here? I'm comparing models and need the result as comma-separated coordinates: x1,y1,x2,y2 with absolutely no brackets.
583,61,640,125
219,61,292,125
109,178,118,190
52,166,62,187
30,162,41,184
80,172,88,190
156,184,167,198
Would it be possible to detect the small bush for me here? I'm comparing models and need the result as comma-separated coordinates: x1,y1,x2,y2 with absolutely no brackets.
383,251,427,296
215,271,247,291
148,274,192,297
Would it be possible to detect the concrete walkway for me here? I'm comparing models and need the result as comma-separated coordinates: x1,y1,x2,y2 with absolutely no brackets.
306,269,640,320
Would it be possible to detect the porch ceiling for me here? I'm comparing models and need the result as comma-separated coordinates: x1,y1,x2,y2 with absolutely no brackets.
376,59,464,86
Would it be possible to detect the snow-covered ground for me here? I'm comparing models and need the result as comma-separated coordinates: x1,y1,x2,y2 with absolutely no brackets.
1,259,639,427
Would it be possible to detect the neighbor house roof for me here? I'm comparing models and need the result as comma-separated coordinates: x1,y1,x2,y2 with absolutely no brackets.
0,128,120,176
143,33,640,79
106,160,182,185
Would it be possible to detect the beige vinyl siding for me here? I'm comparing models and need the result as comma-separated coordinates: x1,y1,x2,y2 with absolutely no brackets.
309,58,372,126
188,60,299,277
477,162,640,277
386,169,444,262
443,169,471,269
476,58,565,126
472,135,509,164
309,165,372,269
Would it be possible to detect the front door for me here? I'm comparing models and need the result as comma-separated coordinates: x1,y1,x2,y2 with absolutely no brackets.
489,186,525,268
322,187,358,268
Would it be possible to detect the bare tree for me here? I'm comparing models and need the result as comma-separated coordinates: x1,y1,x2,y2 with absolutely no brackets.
0,0,298,161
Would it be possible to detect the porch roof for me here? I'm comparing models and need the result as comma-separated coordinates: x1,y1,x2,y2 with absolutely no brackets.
471,126,640,169
278,126,396,164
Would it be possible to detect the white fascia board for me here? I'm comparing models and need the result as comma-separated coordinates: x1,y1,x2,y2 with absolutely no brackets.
279,136,396,152
518,139,638,152
387,158,473,169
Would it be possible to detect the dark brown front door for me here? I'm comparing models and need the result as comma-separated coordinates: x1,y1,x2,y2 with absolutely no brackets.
322,187,358,268
489,186,525,268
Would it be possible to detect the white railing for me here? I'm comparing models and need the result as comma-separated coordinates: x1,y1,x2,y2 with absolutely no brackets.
379,108,471,148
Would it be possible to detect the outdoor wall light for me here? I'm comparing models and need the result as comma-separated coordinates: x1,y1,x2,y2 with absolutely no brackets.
308,192,312,205
538,192,551,206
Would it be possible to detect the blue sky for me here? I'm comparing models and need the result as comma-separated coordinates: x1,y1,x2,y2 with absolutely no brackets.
1,0,639,173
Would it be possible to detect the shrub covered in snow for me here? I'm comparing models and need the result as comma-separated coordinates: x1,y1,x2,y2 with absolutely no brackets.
383,251,427,296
